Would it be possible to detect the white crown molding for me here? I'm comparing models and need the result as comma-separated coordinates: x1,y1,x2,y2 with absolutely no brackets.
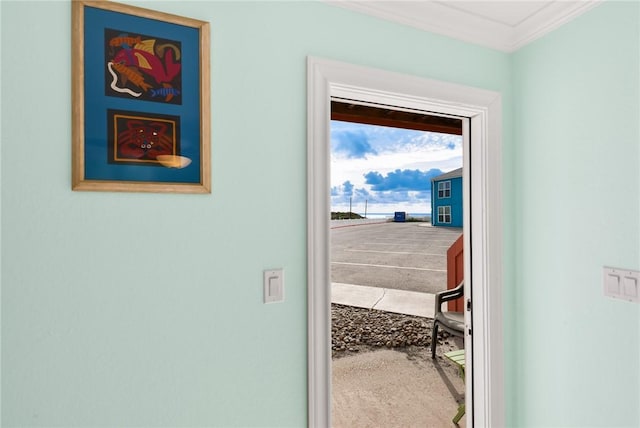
324,0,603,53
510,1,603,51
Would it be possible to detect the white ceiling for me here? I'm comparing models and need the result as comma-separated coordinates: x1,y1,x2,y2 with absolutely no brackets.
326,0,602,52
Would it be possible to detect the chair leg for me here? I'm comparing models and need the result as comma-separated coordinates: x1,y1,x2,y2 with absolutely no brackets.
431,322,439,358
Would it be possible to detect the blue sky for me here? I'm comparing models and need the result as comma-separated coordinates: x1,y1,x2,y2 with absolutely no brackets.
331,120,462,215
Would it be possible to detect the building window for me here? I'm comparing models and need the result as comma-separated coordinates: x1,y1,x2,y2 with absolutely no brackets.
438,181,451,198
438,206,451,224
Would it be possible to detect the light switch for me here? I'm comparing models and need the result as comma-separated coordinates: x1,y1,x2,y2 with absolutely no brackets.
606,274,620,295
623,276,638,298
264,269,284,303
603,266,639,303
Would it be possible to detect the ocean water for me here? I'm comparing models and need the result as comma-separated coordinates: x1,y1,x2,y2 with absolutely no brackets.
360,212,430,219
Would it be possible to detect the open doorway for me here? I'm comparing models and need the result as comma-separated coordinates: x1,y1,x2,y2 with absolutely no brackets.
329,102,467,426
307,57,504,428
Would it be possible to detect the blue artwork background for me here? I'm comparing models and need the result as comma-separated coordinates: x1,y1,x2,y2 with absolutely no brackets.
84,6,201,183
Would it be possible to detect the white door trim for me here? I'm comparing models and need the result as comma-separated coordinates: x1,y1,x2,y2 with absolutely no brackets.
307,56,504,428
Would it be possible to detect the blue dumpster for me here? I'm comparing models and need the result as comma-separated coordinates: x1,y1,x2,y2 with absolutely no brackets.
394,211,406,222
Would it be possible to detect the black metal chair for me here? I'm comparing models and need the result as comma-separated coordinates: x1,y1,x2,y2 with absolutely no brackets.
431,281,465,358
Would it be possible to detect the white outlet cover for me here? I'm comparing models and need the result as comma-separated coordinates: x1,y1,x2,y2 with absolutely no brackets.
603,266,639,303
264,269,284,303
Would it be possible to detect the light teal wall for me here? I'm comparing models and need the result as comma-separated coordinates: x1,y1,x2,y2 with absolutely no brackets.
1,1,513,426
5,1,639,427
513,2,640,427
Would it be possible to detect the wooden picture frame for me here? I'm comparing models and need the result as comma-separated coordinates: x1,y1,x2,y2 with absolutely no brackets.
72,0,210,193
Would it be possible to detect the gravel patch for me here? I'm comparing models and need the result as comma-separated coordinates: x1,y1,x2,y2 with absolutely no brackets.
331,304,461,358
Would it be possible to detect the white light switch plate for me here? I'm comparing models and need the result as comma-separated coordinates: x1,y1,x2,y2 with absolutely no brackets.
603,266,639,303
264,269,284,303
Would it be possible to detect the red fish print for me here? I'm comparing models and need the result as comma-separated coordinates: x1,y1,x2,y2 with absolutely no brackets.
113,39,181,85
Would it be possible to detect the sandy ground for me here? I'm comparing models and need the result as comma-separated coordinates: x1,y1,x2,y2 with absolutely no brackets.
332,347,466,428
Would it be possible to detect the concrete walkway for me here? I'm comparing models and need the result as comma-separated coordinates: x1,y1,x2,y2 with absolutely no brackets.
332,349,466,428
331,282,438,318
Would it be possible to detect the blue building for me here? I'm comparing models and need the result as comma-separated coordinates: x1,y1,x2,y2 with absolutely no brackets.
431,168,463,227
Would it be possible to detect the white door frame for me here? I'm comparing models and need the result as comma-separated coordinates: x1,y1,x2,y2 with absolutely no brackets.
307,56,504,428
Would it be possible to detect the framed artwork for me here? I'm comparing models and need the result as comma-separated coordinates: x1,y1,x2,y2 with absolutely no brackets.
72,1,210,193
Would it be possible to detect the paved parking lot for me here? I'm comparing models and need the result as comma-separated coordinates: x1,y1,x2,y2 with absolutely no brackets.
331,221,462,294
